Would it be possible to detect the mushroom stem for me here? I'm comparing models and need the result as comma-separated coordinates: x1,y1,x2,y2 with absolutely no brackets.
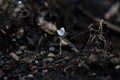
60,36,62,55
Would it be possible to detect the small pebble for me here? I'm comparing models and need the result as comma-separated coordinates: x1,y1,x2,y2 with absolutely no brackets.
11,38,16,42
48,53,55,58
43,58,54,63
111,58,119,64
42,63,48,69
40,51,46,55
27,74,33,78
42,69,48,73
49,47,55,51
21,57,34,63
17,28,24,39
35,60,39,64
78,63,82,67
19,77,26,80
55,54,61,59
5,25,9,29
54,64,60,67
3,77,8,80
115,65,120,70
15,69,20,74
19,46,26,50
92,72,96,76
16,50,23,55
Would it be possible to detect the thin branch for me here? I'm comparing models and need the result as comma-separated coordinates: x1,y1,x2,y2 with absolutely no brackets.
78,6,120,33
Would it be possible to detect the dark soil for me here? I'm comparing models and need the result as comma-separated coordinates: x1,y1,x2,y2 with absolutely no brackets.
0,0,120,80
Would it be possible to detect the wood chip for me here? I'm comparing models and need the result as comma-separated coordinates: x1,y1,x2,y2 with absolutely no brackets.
62,39,68,45
10,52,19,61
30,66,37,70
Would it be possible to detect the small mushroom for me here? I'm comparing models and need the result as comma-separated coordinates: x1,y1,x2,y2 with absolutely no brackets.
18,0,23,5
57,27,65,54
57,27,65,36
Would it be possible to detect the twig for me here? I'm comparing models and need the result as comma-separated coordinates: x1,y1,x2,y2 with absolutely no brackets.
0,28,6,35
64,38,79,52
70,30,88,40
78,6,120,33
54,57,69,63
35,35,43,53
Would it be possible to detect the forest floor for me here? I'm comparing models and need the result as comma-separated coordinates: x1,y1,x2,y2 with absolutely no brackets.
0,0,120,80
